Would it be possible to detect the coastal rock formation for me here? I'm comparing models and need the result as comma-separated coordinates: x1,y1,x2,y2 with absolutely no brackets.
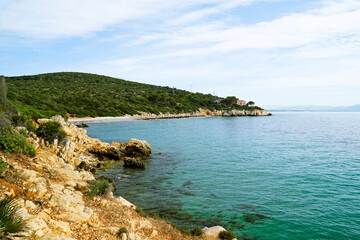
136,108,270,120
121,138,152,158
0,115,238,239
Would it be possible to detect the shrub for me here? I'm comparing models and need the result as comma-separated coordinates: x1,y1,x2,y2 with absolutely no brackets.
219,230,237,240
0,197,25,238
117,227,128,237
36,121,66,143
0,112,11,132
190,226,203,236
0,159,7,175
0,127,36,156
87,179,111,199
135,206,146,217
11,114,37,133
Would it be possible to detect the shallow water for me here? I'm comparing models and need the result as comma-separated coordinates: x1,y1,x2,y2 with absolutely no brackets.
84,112,360,239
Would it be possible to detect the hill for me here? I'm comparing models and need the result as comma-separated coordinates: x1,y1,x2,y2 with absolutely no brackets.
4,72,260,118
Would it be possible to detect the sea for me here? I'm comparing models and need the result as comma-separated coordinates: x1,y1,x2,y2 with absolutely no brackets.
83,112,360,240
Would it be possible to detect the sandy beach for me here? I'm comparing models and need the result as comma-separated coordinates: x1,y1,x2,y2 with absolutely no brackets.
68,115,138,123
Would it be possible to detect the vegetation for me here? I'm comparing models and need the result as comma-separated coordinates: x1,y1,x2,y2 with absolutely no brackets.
117,227,128,237
219,230,237,240
0,158,7,175
135,206,147,217
87,179,112,199
190,226,203,236
0,77,36,156
0,127,36,156
5,72,262,118
36,121,66,143
0,197,25,238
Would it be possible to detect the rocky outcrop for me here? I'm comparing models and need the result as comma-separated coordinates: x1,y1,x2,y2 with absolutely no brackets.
0,115,236,240
121,138,152,158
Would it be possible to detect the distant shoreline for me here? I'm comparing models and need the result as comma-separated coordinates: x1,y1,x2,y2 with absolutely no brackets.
68,109,271,123
68,116,136,123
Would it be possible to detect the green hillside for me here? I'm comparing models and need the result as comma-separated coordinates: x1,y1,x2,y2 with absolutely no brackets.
4,72,260,119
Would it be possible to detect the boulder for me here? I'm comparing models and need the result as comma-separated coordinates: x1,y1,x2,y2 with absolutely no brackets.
122,138,152,157
202,226,226,237
88,143,123,160
50,115,67,125
77,161,92,171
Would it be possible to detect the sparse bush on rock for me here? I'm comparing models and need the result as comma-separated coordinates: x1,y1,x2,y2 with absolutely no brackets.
0,197,25,238
219,230,237,240
117,227,128,237
190,226,203,236
36,121,66,143
0,158,7,175
87,179,112,199
0,127,36,156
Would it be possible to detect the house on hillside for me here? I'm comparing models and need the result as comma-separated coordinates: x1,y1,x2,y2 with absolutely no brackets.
237,100,246,106
214,99,222,104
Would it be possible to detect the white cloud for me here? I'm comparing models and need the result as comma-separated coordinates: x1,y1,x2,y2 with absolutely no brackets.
0,0,255,38
136,0,360,54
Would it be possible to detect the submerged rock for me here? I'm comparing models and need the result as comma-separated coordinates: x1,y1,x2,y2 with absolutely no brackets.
244,213,268,223
76,123,89,128
123,157,146,169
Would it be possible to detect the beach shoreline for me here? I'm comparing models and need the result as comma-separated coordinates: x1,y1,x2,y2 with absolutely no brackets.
68,109,271,123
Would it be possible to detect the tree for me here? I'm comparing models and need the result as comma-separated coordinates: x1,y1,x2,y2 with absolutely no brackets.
222,96,238,107
0,76,7,110
247,101,255,106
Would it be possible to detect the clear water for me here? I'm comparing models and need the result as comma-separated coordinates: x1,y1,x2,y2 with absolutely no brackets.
84,112,360,239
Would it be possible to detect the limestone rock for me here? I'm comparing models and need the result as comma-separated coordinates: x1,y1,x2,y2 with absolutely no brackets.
50,115,67,126
149,230,158,238
116,196,136,209
122,138,152,157
202,226,226,237
121,233,127,240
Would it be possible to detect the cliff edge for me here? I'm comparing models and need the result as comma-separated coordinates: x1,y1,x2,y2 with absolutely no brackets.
0,116,225,240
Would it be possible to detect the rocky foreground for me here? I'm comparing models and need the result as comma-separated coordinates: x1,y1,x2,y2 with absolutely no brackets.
0,116,233,240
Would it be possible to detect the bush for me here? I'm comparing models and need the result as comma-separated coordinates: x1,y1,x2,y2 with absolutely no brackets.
0,197,25,238
11,114,36,132
0,127,36,156
0,158,7,175
117,227,128,237
0,112,11,132
190,226,203,236
87,179,111,199
36,121,66,143
219,230,237,240
135,206,146,217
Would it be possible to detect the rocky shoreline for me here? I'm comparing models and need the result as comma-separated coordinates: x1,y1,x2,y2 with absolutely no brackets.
69,109,271,123
0,116,236,240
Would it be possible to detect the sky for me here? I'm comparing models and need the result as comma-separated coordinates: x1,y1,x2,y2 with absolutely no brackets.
0,0,359,108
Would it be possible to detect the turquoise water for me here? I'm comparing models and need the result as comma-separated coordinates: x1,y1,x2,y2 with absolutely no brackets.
84,112,360,239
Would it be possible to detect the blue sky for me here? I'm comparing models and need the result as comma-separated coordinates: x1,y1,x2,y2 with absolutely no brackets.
0,0,359,107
